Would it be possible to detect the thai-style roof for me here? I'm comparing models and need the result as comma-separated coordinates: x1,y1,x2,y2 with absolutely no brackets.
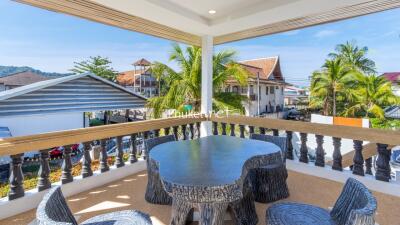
133,58,151,66
382,72,400,83
0,71,49,86
240,56,284,81
0,73,147,117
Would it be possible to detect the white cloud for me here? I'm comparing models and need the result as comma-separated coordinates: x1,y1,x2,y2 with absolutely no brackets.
314,30,338,38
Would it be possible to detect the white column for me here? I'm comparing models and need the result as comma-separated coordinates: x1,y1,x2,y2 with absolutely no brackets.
200,35,213,137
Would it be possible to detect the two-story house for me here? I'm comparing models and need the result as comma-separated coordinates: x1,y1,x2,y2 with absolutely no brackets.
223,56,286,116
117,58,158,98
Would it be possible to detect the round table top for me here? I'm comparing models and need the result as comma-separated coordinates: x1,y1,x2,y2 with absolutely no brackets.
149,135,281,187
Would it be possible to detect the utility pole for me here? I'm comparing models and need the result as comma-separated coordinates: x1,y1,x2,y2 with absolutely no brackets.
257,72,260,116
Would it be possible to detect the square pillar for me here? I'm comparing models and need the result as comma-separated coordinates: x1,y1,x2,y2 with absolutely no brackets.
200,35,213,137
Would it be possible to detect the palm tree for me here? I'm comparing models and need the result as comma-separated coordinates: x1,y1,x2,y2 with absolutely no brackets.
328,41,376,74
343,74,399,118
150,62,169,96
146,43,249,118
310,58,353,116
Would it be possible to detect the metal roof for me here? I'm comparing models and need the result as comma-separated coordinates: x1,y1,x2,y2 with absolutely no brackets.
0,73,147,117
0,127,12,138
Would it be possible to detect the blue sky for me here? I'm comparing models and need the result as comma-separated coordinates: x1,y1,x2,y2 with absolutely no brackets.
1,1,399,86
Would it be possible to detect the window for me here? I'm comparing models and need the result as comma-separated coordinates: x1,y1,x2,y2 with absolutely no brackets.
275,86,279,89
265,86,269,95
250,85,254,94
241,87,248,94
259,86,261,99
270,86,275,94
232,86,239,93
225,86,230,92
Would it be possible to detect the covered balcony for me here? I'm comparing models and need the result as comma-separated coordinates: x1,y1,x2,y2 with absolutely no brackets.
1,1,400,225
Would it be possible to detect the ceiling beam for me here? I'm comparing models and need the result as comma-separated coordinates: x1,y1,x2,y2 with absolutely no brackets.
14,0,202,46
214,0,400,45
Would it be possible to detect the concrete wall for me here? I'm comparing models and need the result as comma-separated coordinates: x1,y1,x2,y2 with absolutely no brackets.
0,112,84,137
244,84,285,116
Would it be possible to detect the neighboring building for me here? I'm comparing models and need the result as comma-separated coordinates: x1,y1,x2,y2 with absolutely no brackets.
0,73,147,137
117,58,158,98
0,71,49,91
223,56,286,116
284,85,309,105
381,72,400,96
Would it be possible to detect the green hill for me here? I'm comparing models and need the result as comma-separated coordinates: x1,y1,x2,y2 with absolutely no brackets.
0,66,71,78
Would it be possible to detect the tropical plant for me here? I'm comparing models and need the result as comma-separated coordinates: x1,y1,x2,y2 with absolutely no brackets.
328,41,376,74
342,74,399,118
71,56,118,81
309,58,353,116
146,43,249,118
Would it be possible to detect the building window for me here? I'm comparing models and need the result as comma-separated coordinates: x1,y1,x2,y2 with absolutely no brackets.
281,86,284,92
250,85,254,94
265,86,269,95
225,86,230,92
241,87,248,94
232,86,239,93
270,86,275,94
275,86,279,89
259,86,261,99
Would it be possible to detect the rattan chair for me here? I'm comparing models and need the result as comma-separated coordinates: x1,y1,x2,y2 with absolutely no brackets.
266,178,377,225
249,133,289,203
144,135,175,205
36,187,152,225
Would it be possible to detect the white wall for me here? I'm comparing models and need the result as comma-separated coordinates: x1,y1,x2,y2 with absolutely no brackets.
0,112,84,137
244,84,285,116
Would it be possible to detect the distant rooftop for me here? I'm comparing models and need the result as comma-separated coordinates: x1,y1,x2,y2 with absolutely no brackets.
382,72,400,83
0,71,49,87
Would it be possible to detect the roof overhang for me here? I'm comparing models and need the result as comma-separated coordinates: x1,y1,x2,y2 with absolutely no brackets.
15,0,400,45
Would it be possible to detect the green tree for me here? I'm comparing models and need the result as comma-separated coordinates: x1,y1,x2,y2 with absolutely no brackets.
150,61,170,96
71,56,117,81
310,58,353,116
343,74,399,118
328,41,376,74
146,43,249,118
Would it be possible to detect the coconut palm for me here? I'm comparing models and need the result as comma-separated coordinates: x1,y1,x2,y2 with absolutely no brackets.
310,58,354,116
343,74,399,118
328,41,376,74
146,43,249,118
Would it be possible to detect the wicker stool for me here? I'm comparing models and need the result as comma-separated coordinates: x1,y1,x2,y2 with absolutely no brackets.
251,163,289,203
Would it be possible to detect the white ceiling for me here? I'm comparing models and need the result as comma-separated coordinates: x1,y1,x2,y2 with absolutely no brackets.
92,0,379,36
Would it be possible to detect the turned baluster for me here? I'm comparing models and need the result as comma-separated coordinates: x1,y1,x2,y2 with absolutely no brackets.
239,125,245,138
196,122,201,138
375,143,391,182
99,139,109,172
82,142,93,178
154,129,160,137
8,154,24,200
352,140,364,176
115,136,125,168
285,131,294,160
332,137,342,171
189,123,195,140
272,129,279,136
315,135,325,167
299,133,308,163
259,127,266,135
173,126,179,140
249,126,255,135
213,122,218,135
365,157,373,175
37,150,51,191
129,134,138,163
230,124,235,136
164,127,171,135
221,123,227,135
61,146,73,184
181,124,188,140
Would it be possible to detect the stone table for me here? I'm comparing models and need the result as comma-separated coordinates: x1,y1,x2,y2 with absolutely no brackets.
149,135,281,225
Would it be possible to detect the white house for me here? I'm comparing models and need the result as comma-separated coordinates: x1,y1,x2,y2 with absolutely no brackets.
284,85,309,105
0,73,147,137
224,56,286,116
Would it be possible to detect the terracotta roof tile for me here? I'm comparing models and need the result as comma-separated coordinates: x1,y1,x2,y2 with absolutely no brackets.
382,72,400,82
240,56,283,80
0,71,49,86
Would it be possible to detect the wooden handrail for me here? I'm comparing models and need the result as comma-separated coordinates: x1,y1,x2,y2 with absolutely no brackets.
210,115,400,146
0,117,205,156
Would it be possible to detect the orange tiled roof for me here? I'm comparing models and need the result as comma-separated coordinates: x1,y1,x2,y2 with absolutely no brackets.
0,71,49,86
117,68,151,86
240,56,283,80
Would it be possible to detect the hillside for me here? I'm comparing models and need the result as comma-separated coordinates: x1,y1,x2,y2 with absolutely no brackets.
0,66,71,78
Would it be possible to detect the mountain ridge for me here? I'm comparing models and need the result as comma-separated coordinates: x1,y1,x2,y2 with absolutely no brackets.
0,66,71,78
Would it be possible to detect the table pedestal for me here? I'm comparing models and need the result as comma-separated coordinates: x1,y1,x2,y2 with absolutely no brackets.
170,199,228,225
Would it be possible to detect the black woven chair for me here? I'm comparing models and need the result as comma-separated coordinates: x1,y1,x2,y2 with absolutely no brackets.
266,178,377,225
144,135,175,205
36,187,153,225
249,133,289,203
